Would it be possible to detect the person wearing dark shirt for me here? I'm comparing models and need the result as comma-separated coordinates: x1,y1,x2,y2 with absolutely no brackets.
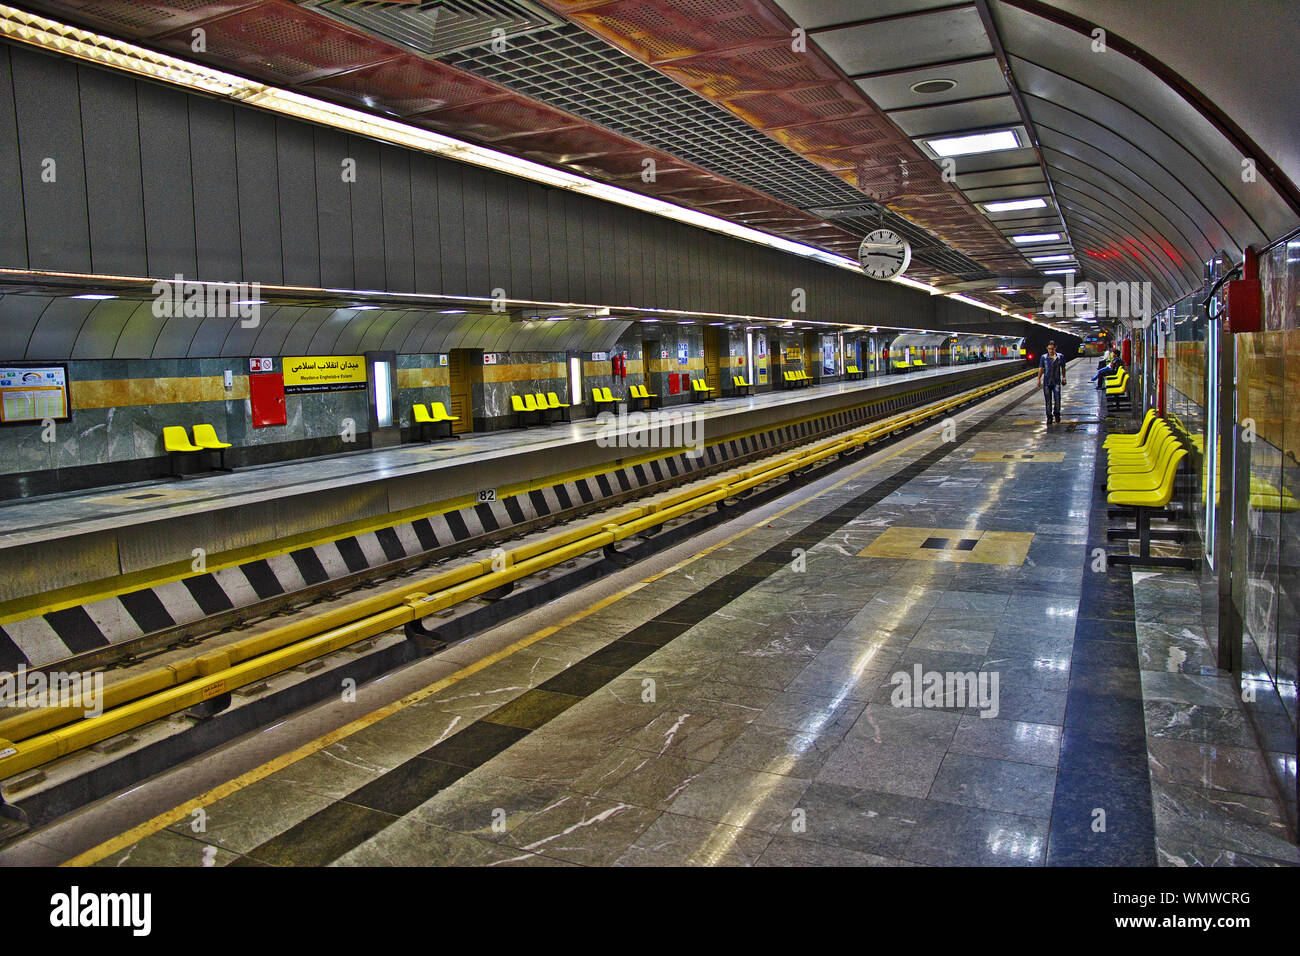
1037,340,1067,424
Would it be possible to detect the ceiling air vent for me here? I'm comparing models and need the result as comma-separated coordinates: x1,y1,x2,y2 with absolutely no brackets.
299,0,562,58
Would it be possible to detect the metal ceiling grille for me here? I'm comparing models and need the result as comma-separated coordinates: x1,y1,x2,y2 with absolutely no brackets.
301,0,562,57
438,24,993,280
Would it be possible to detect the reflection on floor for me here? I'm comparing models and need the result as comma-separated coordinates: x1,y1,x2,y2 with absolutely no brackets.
47,379,1298,867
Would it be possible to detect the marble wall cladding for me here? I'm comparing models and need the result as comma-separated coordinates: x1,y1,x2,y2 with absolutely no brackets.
476,351,569,422
396,353,452,428
637,325,704,406
397,386,454,427
0,356,373,475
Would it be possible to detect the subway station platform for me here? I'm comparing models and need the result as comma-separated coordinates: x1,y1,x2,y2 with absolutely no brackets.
0,362,1018,628
10,377,1293,868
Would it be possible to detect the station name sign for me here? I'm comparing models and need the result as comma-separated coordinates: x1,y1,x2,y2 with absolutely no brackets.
283,356,367,393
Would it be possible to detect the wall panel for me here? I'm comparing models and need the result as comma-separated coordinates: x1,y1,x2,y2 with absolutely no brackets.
276,117,321,288
526,185,550,303
313,126,353,290
0,47,27,270
347,135,383,292
79,70,146,277
12,46,90,273
482,168,511,298
410,153,441,295
379,147,414,293
436,161,467,297
460,166,490,300
507,178,532,303
189,96,242,283
138,81,197,279
234,109,283,285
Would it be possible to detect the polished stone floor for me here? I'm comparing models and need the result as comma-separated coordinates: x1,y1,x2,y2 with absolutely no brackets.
19,376,1298,867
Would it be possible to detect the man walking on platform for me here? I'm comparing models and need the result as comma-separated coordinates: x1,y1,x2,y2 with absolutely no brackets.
1038,340,1067,424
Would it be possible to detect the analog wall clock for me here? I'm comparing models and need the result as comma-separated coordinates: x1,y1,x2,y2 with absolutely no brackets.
858,229,912,281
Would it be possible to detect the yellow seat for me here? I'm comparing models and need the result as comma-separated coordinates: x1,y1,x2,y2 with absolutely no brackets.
191,424,230,449
164,425,222,476
537,391,570,422
511,394,542,427
593,387,617,404
163,426,202,453
1107,421,1173,464
1103,410,1157,448
1108,447,1187,508
415,401,459,440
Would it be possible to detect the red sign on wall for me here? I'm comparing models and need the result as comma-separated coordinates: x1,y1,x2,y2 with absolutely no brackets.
250,372,286,428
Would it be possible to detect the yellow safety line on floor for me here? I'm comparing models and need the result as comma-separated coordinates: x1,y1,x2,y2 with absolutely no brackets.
3,369,1007,623
60,379,1031,868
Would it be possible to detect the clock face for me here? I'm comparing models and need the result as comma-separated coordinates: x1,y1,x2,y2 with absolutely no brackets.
858,229,912,281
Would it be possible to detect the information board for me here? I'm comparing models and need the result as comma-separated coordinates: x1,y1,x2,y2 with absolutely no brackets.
0,365,69,423
282,356,367,394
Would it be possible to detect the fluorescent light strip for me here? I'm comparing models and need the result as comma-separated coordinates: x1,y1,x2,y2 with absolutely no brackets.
0,5,1047,334
1011,233,1061,244
982,198,1047,213
1032,255,1073,263
925,129,1020,157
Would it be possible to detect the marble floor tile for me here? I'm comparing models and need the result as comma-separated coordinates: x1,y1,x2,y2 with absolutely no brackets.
815,739,946,797
503,793,661,866
613,811,773,866
928,752,1058,818
93,829,239,868
1140,671,1242,708
161,775,340,858
406,770,569,842
330,817,523,866
903,802,1049,866
1145,737,1276,798
663,762,811,834
949,715,1062,768
788,782,928,858
568,747,709,810
713,723,841,778
753,690,866,737
756,834,918,866
622,710,751,762
1149,782,1300,865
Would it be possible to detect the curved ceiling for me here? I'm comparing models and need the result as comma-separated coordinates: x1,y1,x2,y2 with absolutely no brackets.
0,293,636,360
761,0,1299,323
